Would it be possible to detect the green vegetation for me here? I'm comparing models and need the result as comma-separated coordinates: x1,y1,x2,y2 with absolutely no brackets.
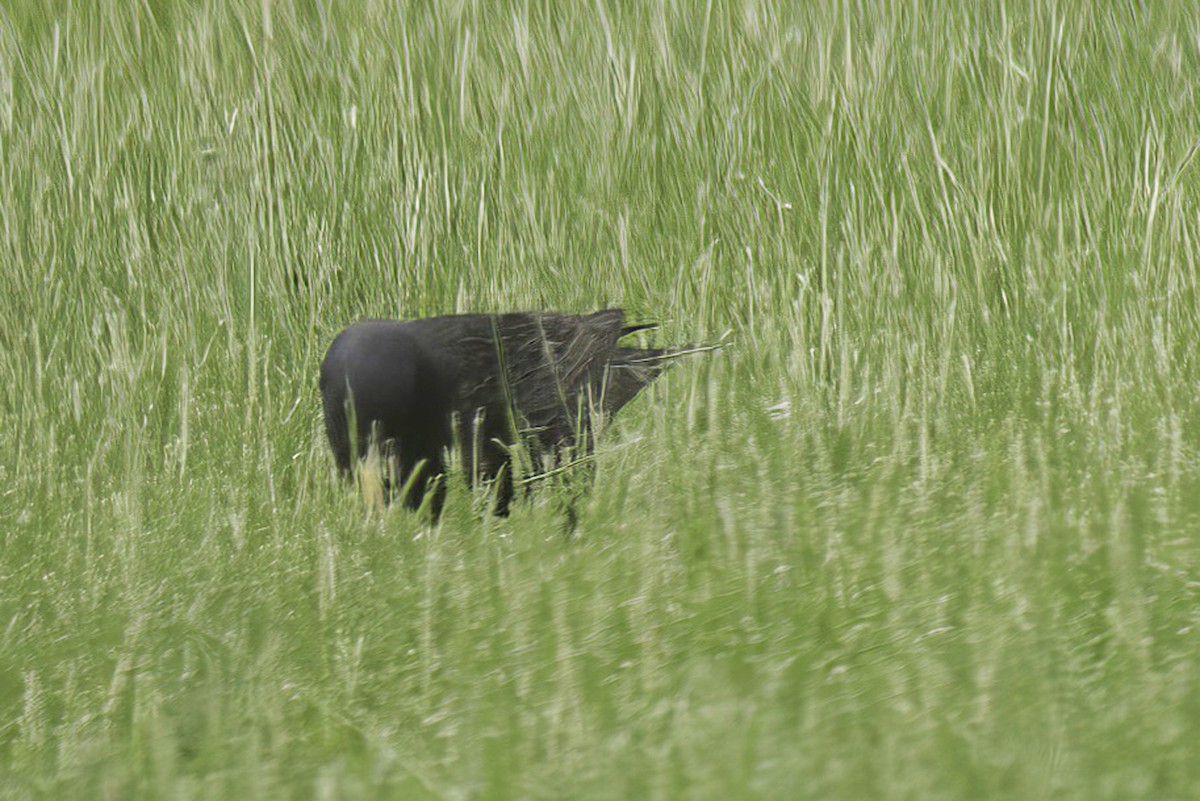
2,1,1199,798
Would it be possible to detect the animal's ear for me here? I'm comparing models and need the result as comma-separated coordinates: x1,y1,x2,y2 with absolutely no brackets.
620,322,659,337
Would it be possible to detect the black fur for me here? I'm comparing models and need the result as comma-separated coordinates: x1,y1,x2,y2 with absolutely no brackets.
319,309,678,515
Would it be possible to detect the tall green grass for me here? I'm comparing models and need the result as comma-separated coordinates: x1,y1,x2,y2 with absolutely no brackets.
2,1,1199,798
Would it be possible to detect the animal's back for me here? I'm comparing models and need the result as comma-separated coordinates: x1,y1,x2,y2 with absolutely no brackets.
319,310,684,513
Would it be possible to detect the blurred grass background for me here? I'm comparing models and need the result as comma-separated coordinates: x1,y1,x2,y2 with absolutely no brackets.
1,1,1199,798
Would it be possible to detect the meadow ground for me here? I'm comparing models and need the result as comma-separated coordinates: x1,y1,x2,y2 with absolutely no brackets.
2,2,1199,798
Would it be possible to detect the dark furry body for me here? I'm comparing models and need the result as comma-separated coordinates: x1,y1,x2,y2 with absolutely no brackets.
319,309,673,515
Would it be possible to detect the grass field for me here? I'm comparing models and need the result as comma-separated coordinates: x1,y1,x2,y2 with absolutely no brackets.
2,1,1200,798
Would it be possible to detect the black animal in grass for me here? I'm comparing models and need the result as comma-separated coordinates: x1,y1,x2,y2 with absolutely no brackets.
320,309,694,516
